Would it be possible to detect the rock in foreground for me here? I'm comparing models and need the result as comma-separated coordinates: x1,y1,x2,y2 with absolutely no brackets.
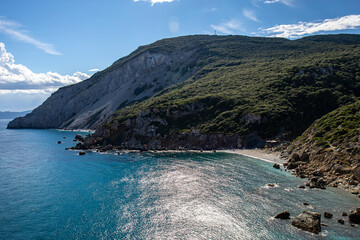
349,207,360,224
274,211,290,219
292,211,321,234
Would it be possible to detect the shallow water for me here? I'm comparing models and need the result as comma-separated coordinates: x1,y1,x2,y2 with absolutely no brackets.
0,119,359,239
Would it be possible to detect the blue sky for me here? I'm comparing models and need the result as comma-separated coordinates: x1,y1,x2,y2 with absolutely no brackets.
1,0,360,111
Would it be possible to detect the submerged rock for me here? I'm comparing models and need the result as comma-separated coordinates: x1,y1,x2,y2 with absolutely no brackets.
274,211,290,219
349,207,360,224
292,211,321,234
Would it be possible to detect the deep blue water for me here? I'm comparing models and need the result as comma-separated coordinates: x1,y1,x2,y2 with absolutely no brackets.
0,119,359,239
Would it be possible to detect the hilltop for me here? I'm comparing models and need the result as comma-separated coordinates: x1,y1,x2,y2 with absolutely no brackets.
8,34,360,151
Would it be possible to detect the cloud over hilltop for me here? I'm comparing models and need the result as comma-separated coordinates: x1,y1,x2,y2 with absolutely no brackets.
0,42,89,95
265,14,360,38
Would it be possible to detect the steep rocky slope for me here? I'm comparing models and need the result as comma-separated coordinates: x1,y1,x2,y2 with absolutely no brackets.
285,101,360,190
8,34,360,151
78,34,360,150
8,42,200,129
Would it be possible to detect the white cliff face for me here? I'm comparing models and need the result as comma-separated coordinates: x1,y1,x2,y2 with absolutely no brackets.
8,48,199,129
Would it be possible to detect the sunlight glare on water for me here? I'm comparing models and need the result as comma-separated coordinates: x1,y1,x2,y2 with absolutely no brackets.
0,119,359,239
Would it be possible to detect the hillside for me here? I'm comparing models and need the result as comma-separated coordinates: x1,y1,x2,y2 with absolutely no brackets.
82,34,360,150
8,34,360,150
285,101,360,189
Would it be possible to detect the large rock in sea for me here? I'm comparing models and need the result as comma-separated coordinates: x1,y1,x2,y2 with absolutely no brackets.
349,207,360,224
292,211,321,234
274,211,290,219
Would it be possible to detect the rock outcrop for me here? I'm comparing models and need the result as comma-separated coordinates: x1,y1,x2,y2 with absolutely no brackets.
284,101,360,190
292,211,321,234
8,45,199,130
274,211,290,219
349,207,360,224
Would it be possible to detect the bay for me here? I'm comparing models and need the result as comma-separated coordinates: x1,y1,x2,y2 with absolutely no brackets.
0,119,359,239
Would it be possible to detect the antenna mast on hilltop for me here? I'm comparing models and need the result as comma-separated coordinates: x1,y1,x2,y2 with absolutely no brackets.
214,30,217,35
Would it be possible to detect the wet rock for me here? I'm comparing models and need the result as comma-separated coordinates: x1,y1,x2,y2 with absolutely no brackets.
303,203,309,206
349,207,360,224
338,219,345,224
57,141,62,144
299,185,305,189
342,212,348,216
273,163,280,169
292,211,321,234
75,142,86,150
79,151,86,156
74,134,84,142
324,212,333,219
267,183,275,187
274,211,290,219
321,223,328,227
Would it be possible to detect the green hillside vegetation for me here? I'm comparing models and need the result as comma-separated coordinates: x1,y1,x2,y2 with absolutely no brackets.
296,100,360,151
105,34,360,140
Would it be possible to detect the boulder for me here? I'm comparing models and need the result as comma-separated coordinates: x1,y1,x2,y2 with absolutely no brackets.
57,141,62,144
273,163,280,169
324,212,333,219
74,134,84,142
290,153,300,162
349,207,360,224
274,211,290,219
291,211,321,234
79,151,86,156
353,166,360,182
342,212,348,216
338,219,345,224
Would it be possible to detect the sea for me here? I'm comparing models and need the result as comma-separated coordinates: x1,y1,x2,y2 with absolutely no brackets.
0,119,359,240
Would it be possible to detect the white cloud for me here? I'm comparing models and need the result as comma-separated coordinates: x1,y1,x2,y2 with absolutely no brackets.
211,20,243,34
264,0,294,7
243,9,260,22
0,17,61,55
264,15,360,38
0,42,89,93
88,68,100,72
134,0,175,6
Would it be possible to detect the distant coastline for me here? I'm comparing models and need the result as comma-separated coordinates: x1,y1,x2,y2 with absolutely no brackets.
0,110,31,120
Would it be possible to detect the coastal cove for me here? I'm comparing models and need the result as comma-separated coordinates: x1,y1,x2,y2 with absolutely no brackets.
0,119,359,239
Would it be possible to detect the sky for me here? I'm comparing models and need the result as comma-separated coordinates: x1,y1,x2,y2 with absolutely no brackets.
1,0,360,111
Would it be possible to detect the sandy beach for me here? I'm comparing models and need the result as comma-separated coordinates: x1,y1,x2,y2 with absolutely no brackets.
219,149,285,165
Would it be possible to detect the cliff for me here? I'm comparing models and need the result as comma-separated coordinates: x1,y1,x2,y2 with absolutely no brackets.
8,34,360,152
285,101,360,190
7,39,201,129
79,34,360,150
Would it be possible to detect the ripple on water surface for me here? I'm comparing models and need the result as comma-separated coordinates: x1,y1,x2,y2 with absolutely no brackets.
0,119,359,239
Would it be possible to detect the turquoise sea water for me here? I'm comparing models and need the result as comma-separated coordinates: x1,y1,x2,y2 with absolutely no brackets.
0,119,359,239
